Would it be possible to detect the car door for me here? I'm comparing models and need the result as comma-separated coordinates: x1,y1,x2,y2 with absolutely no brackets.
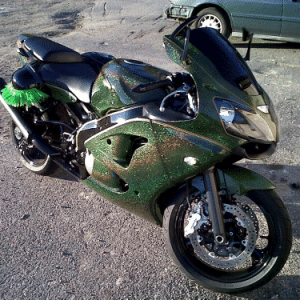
281,0,300,40
219,0,283,36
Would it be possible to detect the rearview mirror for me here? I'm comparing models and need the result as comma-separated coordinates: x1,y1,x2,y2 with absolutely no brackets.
242,28,253,61
181,27,191,63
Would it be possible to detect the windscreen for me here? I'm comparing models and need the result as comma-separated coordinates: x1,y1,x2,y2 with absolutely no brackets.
188,28,260,92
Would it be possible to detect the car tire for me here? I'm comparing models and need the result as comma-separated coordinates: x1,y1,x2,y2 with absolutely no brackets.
193,7,231,39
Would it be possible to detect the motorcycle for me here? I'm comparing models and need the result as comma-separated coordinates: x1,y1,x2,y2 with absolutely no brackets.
0,17,292,293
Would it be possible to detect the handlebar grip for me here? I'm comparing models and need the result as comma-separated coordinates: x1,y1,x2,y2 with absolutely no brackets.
132,79,172,93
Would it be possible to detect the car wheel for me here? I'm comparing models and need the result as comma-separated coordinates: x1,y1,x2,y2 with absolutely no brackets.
193,8,231,39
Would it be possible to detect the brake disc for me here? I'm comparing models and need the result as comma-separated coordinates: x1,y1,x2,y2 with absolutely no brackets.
185,204,257,270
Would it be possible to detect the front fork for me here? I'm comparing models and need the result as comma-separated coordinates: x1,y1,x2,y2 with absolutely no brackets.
203,167,227,244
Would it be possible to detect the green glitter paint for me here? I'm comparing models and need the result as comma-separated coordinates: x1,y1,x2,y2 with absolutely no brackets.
90,59,170,117
46,84,76,104
84,120,172,224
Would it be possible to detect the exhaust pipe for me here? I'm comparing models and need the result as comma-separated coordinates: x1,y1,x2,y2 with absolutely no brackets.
0,92,58,156
0,92,84,180
0,92,32,139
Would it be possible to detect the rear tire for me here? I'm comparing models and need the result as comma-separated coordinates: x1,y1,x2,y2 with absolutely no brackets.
10,119,58,175
193,8,231,39
163,189,292,293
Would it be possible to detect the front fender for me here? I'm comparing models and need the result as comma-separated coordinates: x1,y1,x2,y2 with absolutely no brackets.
217,165,275,196
155,164,275,226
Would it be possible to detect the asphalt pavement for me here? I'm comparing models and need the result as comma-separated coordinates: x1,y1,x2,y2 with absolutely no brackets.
0,1,300,299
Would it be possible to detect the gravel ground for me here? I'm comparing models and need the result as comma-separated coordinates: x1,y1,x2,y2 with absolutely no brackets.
0,1,300,299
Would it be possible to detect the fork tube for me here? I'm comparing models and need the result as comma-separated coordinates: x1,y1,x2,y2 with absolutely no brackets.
203,167,227,244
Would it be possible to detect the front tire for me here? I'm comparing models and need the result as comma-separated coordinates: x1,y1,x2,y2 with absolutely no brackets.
163,189,292,293
193,8,231,39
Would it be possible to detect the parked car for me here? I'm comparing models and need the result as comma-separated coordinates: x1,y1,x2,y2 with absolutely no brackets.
166,0,300,42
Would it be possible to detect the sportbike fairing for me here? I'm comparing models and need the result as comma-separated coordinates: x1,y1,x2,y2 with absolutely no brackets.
82,27,279,224
163,27,278,145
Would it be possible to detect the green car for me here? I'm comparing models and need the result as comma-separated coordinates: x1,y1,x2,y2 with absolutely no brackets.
166,0,300,42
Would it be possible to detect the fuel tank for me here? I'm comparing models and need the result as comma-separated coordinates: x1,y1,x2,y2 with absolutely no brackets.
90,58,171,117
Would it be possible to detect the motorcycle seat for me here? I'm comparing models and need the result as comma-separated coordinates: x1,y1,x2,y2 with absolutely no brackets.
40,62,97,103
39,53,115,103
19,34,83,63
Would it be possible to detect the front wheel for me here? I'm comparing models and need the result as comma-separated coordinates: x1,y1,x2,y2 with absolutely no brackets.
163,189,292,293
193,8,231,39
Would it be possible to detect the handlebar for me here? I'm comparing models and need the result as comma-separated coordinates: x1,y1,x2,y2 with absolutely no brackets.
132,72,191,94
132,73,195,113
132,78,173,94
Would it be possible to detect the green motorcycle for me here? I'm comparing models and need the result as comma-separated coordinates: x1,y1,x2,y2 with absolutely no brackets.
0,17,292,293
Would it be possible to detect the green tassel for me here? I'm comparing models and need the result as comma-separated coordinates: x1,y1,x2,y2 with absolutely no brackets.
1,83,49,107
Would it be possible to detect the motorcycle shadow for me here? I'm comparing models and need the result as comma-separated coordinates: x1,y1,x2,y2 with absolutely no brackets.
235,274,300,299
49,166,78,182
238,162,300,239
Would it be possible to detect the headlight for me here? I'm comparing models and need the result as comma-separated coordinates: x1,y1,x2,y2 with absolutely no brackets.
215,98,276,143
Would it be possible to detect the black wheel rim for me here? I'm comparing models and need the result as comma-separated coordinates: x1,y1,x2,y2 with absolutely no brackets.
175,193,278,283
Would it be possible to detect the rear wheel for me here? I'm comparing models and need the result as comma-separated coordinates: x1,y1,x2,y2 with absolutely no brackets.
10,119,58,175
163,189,292,293
193,8,231,39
